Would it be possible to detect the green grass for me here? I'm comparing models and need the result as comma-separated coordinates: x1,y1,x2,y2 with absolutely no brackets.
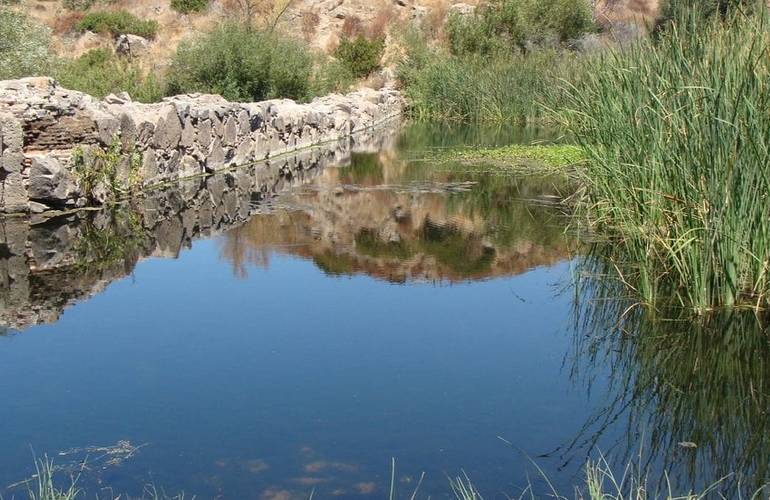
17,457,188,500
397,0,593,124
26,457,80,500
17,453,767,499
448,458,759,500
560,9,770,312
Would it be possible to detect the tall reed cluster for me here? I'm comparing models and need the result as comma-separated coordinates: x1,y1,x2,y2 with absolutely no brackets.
400,47,577,123
562,10,770,312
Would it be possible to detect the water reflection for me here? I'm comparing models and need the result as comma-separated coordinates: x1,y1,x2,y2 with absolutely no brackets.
394,122,564,151
0,126,576,332
0,134,384,331
220,150,573,283
568,257,770,495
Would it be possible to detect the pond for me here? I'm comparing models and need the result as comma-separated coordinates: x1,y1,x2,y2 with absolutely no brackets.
0,122,768,499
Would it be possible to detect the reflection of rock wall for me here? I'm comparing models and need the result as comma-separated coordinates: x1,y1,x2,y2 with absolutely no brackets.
222,167,572,283
0,78,402,212
0,127,397,331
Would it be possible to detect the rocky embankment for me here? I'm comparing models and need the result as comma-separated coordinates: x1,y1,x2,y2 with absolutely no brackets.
0,77,402,213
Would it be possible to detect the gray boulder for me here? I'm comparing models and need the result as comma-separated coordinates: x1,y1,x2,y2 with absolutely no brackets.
27,157,79,207
115,34,151,58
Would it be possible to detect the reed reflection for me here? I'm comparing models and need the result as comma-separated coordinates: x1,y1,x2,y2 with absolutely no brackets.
567,254,770,496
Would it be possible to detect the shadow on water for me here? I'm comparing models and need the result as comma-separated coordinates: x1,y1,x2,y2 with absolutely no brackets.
565,252,770,496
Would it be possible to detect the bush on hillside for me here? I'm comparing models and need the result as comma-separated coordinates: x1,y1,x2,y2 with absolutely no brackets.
55,48,163,102
310,59,355,95
76,11,159,39
0,8,52,79
165,24,318,102
446,0,594,55
170,0,210,14
334,35,385,78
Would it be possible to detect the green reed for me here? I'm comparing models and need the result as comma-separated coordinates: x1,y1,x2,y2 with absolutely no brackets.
399,47,578,124
561,9,770,312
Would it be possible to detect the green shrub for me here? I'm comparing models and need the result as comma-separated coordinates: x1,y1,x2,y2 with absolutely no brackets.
55,48,163,102
333,35,385,78
446,0,594,55
76,11,159,39
166,23,319,102
170,0,210,14
0,8,52,79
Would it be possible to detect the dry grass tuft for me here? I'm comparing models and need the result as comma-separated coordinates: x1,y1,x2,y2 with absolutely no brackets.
341,14,364,37
301,8,319,41
51,11,84,34
369,6,396,39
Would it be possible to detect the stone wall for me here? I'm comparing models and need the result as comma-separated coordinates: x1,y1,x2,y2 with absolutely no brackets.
0,77,402,213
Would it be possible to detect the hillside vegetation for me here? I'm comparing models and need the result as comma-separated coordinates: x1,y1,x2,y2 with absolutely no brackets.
1,0,656,102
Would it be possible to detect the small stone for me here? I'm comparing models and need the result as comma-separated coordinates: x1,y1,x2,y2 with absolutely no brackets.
28,201,49,214
223,116,238,146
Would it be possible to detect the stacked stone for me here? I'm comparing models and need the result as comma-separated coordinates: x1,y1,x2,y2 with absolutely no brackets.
0,114,26,212
0,77,403,213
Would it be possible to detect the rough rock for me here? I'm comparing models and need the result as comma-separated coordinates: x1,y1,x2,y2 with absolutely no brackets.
27,156,79,207
448,3,475,16
115,34,151,58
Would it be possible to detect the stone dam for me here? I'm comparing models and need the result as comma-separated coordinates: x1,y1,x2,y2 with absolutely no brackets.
0,77,402,213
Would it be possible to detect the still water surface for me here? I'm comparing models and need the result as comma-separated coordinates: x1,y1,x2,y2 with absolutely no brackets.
0,123,767,498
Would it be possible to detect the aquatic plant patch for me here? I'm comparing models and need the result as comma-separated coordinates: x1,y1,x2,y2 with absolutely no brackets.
415,144,586,175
